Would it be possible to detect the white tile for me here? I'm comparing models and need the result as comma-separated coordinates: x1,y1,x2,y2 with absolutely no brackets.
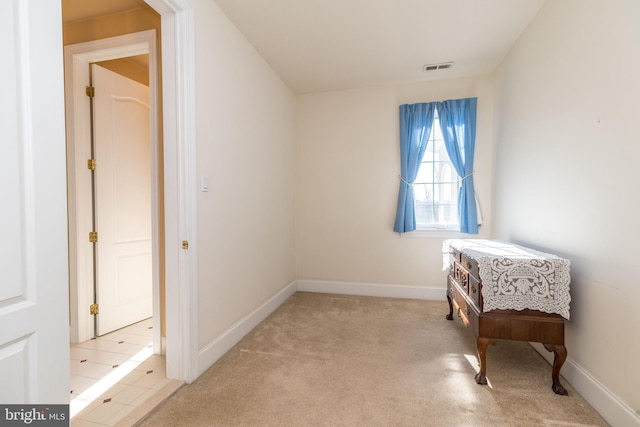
110,385,149,405
74,339,116,351
70,382,94,398
71,395,104,420
137,317,153,327
129,388,157,406
70,346,91,361
150,377,172,391
111,332,153,346
98,329,150,343
117,369,147,385
119,319,153,336
70,347,129,365
82,401,129,424
121,328,152,339
94,332,126,344
131,370,170,390
70,375,94,392
135,355,166,373
70,360,113,378
111,342,147,355
69,317,166,426
104,404,137,426
76,339,146,355
91,351,131,366
70,417,106,427
83,382,128,400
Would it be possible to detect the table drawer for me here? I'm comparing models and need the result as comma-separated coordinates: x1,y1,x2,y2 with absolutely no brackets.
452,282,471,327
460,252,480,280
469,275,482,310
452,248,462,263
454,263,469,292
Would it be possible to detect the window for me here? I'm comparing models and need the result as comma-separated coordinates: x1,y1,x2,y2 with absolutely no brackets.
393,98,478,235
413,108,460,230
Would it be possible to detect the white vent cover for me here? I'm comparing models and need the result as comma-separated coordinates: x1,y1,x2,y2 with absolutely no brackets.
423,62,454,71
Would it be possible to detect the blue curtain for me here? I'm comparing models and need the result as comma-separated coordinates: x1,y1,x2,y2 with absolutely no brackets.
438,98,479,234
393,102,437,233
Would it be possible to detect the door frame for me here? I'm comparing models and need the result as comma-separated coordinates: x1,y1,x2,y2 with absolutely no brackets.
64,0,198,383
65,29,160,348
146,0,199,383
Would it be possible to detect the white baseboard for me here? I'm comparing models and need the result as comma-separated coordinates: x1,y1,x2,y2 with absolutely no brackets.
197,280,297,377
296,279,446,301
530,342,640,427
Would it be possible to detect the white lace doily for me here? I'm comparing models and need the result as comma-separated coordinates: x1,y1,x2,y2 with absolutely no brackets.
443,239,571,319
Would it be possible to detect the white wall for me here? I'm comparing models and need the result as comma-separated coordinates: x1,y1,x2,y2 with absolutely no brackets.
193,0,297,349
492,0,640,422
296,76,493,291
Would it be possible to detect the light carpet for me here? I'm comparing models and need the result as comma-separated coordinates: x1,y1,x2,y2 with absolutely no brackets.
138,292,608,426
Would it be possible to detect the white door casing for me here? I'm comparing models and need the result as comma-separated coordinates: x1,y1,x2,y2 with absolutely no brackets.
65,0,199,383
0,0,70,403
65,31,160,348
92,64,153,336
144,0,199,382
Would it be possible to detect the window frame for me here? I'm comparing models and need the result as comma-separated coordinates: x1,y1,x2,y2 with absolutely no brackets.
412,108,461,232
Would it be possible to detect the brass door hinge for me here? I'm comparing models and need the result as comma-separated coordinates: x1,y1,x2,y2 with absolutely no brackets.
87,159,96,170
90,303,99,315
86,85,95,98
182,240,189,250
89,231,98,243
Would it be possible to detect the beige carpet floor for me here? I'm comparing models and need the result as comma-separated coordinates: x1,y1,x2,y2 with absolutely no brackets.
138,292,608,426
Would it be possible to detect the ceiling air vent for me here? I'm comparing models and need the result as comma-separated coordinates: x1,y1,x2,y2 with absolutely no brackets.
423,62,454,72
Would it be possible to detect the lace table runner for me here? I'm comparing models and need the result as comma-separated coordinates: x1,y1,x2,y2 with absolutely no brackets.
443,239,571,319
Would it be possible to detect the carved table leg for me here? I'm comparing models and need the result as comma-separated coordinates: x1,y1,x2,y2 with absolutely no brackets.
475,337,491,385
446,290,454,321
543,344,568,396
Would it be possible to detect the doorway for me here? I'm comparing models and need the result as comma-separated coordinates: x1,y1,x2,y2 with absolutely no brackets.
65,29,162,351
63,0,198,386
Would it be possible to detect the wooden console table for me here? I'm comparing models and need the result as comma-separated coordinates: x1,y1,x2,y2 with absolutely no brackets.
444,239,571,395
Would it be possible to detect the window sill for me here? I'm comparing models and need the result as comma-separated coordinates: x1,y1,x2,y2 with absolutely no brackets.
399,229,468,238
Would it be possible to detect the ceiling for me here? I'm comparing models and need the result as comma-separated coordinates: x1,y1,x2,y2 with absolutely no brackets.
61,0,151,23
62,0,547,94
214,0,546,94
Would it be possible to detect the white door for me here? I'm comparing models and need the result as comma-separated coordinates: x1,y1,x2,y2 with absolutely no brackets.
92,64,153,336
0,0,69,403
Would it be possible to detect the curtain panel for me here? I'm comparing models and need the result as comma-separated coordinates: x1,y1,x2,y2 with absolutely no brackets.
438,97,479,234
393,102,436,233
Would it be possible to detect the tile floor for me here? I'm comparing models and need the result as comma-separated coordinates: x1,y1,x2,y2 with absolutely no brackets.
70,318,176,426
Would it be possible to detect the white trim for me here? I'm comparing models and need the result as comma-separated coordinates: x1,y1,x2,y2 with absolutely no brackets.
530,342,640,427
145,0,198,383
400,229,469,238
296,279,446,301
197,281,297,377
64,30,159,345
